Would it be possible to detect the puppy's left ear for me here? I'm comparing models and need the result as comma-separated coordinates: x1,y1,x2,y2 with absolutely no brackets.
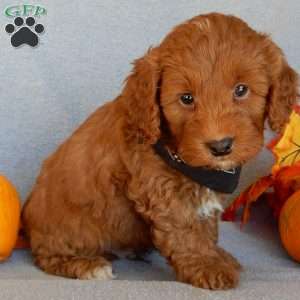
265,39,299,132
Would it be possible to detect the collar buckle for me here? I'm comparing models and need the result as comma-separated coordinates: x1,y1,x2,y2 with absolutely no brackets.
166,148,184,163
221,168,236,174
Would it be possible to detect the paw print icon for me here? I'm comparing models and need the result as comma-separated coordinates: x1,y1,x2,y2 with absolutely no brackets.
5,17,44,47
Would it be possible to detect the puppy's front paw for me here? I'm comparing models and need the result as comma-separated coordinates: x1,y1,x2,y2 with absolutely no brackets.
175,252,240,290
192,263,240,290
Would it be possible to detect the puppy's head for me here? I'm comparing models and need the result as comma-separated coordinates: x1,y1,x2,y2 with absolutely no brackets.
123,13,298,169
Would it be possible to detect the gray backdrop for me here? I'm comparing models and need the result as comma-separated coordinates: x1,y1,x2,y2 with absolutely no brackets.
0,0,299,201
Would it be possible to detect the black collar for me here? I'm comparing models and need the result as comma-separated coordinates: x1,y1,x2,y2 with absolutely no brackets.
153,139,241,194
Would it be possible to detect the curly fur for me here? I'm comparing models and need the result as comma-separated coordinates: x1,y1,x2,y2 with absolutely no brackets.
22,13,298,289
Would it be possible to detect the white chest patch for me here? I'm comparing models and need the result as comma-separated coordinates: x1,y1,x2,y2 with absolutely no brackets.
197,188,223,218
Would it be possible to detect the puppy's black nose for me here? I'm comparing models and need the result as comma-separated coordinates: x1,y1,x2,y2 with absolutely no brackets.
206,137,233,156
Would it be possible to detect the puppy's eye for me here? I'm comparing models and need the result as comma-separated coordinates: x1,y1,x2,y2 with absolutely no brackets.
234,84,249,99
180,93,194,105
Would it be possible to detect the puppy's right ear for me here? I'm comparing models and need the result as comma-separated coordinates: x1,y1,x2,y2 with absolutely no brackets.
267,60,299,132
264,38,299,132
121,48,161,145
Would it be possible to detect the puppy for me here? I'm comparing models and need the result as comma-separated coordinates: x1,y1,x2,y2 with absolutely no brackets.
22,13,298,289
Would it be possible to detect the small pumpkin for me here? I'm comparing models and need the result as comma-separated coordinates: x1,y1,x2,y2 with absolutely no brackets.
0,174,21,261
279,190,300,262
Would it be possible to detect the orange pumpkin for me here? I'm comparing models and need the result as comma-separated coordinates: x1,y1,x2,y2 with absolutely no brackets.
0,175,21,261
279,190,300,262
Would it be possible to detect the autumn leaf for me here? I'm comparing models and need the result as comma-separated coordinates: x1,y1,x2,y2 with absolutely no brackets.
222,175,273,222
272,107,300,169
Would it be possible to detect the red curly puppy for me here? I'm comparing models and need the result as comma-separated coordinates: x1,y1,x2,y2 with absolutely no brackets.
22,13,298,289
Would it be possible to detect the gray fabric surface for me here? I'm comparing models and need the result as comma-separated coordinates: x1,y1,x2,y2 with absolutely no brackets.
1,210,300,300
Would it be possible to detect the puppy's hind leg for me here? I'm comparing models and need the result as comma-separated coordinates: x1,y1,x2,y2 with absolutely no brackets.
35,255,115,280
